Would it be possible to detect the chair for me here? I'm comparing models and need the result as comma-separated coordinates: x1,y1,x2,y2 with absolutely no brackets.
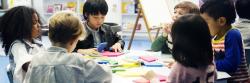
245,47,250,65
103,22,121,33
245,47,250,76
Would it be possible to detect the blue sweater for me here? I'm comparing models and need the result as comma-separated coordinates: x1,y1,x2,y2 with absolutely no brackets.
212,29,244,73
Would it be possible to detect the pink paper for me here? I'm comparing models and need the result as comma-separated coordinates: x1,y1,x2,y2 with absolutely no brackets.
139,56,158,62
133,78,150,83
157,75,167,82
101,51,123,57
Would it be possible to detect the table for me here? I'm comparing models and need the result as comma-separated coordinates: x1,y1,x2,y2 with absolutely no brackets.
94,50,231,83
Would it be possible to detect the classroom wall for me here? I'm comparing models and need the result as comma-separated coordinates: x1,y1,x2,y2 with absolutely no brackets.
165,0,199,15
32,0,122,25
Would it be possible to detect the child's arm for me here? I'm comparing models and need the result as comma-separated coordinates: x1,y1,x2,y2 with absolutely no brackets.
151,35,168,51
216,29,243,73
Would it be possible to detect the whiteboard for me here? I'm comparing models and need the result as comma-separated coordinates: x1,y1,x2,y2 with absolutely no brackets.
140,0,199,28
140,0,173,28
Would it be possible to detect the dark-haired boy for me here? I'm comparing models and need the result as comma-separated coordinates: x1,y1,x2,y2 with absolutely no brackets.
201,0,249,82
75,0,125,55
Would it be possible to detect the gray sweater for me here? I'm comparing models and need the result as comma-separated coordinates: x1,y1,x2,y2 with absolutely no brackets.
234,18,250,47
23,46,112,83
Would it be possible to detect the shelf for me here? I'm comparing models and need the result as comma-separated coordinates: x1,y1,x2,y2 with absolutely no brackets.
122,29,161,33
122,13,137,16
121,31,160,40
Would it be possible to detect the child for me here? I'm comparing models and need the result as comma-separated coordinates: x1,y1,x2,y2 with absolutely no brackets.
151,1,199,54
167,14,215,83
234,0,250,47
23,11,112,83
201,0,249,82
75,0,125,55
0,6,44,83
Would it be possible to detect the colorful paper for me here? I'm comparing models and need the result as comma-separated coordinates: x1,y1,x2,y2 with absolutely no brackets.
139,56,158,62
143,62,163,67
101,51,124,57
116,69,148,77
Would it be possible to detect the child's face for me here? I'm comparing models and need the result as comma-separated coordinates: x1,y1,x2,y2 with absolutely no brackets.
172,8,188,21
31,13,41,39
201,13,221,36
87,13,106,30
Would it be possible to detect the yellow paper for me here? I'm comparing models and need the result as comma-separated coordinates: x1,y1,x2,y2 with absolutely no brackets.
116,69,148,77
67,2,76,8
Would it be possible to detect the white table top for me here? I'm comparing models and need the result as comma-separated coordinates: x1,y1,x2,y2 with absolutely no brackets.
109,50,231,83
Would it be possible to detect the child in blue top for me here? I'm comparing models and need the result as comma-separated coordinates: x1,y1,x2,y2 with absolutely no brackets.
201,0,249,82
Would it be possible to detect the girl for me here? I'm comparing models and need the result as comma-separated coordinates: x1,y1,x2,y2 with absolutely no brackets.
167,14,215,83
1,6,44,83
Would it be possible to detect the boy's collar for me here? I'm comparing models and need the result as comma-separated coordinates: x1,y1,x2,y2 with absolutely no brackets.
214,25,232,40
86,22,100,32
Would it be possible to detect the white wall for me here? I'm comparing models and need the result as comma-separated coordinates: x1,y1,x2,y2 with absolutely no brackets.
105,0,122,25
165,0,199,16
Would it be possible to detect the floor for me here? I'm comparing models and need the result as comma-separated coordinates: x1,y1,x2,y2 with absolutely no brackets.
0,36,152,83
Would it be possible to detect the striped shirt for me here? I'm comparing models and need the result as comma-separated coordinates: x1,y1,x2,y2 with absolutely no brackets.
212,28,249,82
166,33,173,52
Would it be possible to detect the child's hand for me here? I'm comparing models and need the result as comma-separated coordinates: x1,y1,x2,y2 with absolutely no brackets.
143,70,156,80
111,43,122,52
166,61,175,68
143,70,160,83
162,23,172,37
164,23,172,33
163,58,175,68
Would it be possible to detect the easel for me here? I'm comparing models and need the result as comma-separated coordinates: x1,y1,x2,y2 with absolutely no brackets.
127,0,161,50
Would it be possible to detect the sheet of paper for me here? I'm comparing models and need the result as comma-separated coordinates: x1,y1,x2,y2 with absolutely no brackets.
217,71,231,80
101,51,124,57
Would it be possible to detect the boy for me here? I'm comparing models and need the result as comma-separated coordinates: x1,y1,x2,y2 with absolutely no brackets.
75,0,125,55
151,1,199,54
23,11,112,83
201,0,249,82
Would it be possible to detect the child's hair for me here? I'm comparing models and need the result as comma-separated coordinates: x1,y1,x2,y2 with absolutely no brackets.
235,0,250,20
200,0,236,25
82,0,108,20
171,14,213,69
48,11,85,45
0,6,41,54
174,1,200,14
